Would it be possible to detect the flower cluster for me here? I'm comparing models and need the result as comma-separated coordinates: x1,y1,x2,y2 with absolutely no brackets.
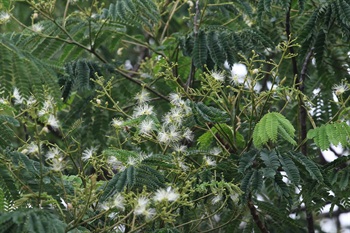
100,186,179,222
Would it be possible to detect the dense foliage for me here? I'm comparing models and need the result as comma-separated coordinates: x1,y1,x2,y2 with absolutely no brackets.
0,0,350,232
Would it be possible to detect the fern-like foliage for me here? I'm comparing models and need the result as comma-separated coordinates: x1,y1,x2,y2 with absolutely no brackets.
0,36,61,101
191,102,230,125
253,112,296,148
100,0,160,32
307,122,350,151
99,164,167,202
0,112,19,149
0,164,19,211
0,208,66,233
239,149,324,198
58,59,102,101
180,27,275,69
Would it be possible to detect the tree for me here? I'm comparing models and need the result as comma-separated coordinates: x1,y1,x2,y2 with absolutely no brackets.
0,0,350,232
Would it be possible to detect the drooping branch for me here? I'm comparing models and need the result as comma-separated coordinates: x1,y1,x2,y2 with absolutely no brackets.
286,1,315,232
185,0,200,90
247,194,269,233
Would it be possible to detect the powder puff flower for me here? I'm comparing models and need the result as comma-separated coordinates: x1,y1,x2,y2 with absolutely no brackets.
333,82,349,96
26,96,37,106
134,197,149,215
112,193,125,210
139,119,154,135
169,93,182,106
182,128,194,141
32,23,44,33
230,63,248,84
82,146,97,161
47,114,59,130
204,156,216,166
210,147,222,156
133,104,154,117
134,89,150,104
13,87,25,105
158,125,181,144
25,142,40,155
38,96,55,116
51,157,64,172
0,12,10,23
143,208,156,220
46,147,61,160
154,187,179,202
163,107,183,126
173,144,187,153
111,118,124,128
211,71,225,82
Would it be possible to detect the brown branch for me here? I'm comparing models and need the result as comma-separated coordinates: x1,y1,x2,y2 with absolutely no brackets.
185,0,200,90
286,1,315,232
247,194,269,233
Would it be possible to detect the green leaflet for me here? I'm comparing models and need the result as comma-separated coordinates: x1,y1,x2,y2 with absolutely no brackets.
192,102,230,125
0,209,66,233
0,36,61,101
0,165,19,207
307,122,350,151
260,150,279,178
101,0,160,31
279,155,300,185
197,123,245,150
99,165,166,202
192,30,208,68
253,112,296,148
289,152,324,182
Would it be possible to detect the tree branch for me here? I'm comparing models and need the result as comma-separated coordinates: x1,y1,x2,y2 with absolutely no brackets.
286,1,315,232
247,194,269,233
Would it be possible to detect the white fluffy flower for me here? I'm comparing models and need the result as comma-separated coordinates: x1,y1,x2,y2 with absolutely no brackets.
169,93,182,106
182,128,194,141
26,142,40,154
111,118,123,128
154,187,179,202
211,71,225,82
46,147,61,160
143,208,156,220
26,96,37,106
13,87,24,105
333,82,349,96
51,157,64,172
112,193,125,210
158,126,181,144
173,144,187,153
139,119,154,135
0,12,10,23
82,146,97,161
134,89,150,104
134,197,149,215
163,107,183,126
210,147,222,156
47,114,59,130
204,156,216,166
133,104,154,117
32,23,44,33
230,63,248,84
38,96,54,116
